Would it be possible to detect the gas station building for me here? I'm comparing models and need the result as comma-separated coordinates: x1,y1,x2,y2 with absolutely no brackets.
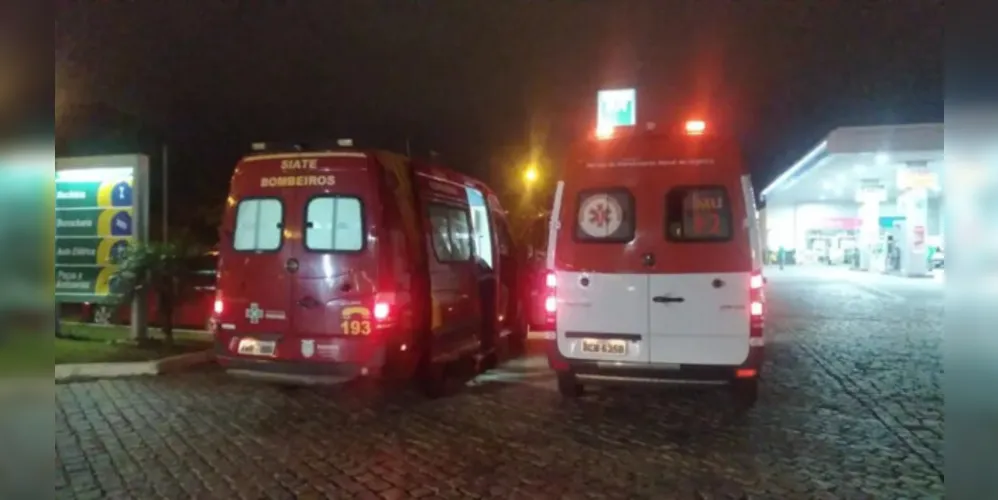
759,123,943,277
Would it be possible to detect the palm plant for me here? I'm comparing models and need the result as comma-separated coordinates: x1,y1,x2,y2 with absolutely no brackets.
111,238,205,345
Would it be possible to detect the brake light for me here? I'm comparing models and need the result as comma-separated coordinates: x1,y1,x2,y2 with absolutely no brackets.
545,272,557,288
213,298,224,314
685,120,706,135
750,273,763,290
373,302,390,321
545,296,557,313
750,301,763,316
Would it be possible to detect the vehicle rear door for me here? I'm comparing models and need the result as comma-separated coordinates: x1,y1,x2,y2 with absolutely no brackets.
217,166,295,355
647,184,751,365
554,186,651,364
288,153,382,362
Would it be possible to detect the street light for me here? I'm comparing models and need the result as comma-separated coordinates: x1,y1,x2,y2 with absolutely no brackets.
523,166,538,184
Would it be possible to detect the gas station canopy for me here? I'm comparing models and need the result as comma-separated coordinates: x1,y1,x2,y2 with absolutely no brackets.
761,123,943,205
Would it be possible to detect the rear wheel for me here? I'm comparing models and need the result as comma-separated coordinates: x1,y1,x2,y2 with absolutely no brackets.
557,372,583,398
731,378,759,409
417,355,448,399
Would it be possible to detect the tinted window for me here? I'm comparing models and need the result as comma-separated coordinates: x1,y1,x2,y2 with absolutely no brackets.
665,186,733,242
574,188,635,243
428,205,454,260
448,208,473,260
304,196,365,251
428,204,473,262
495,217,512,257
233,199,283,251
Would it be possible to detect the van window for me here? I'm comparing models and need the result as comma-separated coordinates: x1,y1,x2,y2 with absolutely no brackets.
665,186,733,242
428,204,472,262
304,196,365,251
233,198,283,251
574,188,635,243
495,217,512,257
449,208,473,260
465,187,494,268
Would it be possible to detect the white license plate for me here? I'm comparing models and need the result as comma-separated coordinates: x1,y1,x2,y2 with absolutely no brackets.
237,338,276,357
581,339,628,355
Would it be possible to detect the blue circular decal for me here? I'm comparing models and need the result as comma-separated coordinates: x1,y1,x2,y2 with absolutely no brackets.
110,211,133,237
111,181,133,207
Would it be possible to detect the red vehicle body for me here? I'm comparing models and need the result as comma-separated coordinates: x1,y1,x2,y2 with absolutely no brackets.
211,144,526,393
79,252,218,330
541,120,766,407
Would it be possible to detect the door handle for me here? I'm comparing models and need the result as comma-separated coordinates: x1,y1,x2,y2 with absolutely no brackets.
652,296,685,304
298,296,319,309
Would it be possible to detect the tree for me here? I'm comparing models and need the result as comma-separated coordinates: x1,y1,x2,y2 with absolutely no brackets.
111,238,205,345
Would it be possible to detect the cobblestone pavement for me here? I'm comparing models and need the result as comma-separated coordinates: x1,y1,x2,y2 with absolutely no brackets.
54,266,944,499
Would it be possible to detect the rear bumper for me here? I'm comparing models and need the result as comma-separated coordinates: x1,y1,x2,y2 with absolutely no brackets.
215,342,386,383
546,340,765,386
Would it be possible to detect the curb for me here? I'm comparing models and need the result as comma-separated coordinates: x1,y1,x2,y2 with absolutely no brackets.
54,350,215,384
59,321,212,337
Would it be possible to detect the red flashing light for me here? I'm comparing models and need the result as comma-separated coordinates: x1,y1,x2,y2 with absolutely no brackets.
685,120,706,135
373,302,391,321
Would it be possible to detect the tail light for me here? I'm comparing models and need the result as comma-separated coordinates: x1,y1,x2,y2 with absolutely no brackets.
213,297,224,315
544,271,557,323
373,302,391,321
749,272,764,341
544,296,557,313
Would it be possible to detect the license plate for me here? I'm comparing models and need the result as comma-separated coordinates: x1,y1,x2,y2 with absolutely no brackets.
237,338,276,357
581,339,627,355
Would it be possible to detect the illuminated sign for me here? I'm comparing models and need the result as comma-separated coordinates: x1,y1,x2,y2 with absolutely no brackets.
597,88,637,129
55,156,149,304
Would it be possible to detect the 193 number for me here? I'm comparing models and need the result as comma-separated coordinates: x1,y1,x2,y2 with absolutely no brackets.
341,319,371,335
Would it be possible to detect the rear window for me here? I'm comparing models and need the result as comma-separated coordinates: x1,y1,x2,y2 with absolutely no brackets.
574,187,635,243
665,186,733,242
233,198,283,252
428,204,473,262
304,196,365,252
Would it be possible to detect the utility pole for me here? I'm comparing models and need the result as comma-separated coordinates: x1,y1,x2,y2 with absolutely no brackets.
161,143,168,242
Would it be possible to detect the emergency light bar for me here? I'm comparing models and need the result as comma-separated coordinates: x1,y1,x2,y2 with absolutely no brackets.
685,120,706,135
249,139,357,154
593,120,708,140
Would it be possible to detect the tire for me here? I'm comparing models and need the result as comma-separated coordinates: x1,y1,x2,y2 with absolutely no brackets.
506,300,529,358
417,357,447,399
731,378,759,409
557,372,583,398
92,305,115,325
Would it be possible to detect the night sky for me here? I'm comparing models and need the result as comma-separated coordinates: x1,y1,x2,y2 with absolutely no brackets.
54,1,942,237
